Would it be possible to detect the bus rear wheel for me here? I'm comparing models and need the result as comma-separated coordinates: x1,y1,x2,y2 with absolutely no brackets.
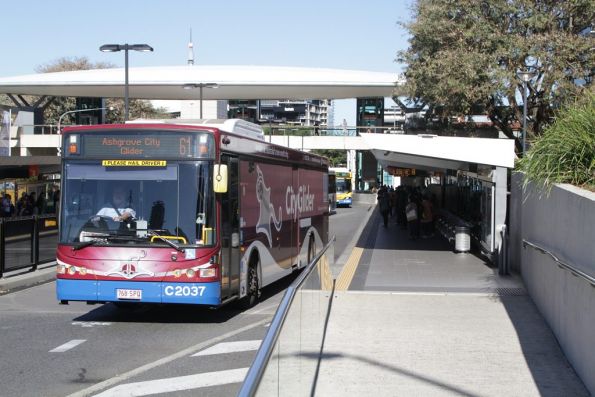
240,259,261,309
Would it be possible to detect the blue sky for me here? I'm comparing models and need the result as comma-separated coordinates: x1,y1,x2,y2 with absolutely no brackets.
1,0,412,124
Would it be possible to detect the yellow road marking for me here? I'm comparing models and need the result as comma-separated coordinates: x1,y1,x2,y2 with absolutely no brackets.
317,254,334,291
335,247,364,291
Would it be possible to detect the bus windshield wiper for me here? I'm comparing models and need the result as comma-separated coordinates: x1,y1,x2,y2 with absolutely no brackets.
72,239,100,251
148,230,185,253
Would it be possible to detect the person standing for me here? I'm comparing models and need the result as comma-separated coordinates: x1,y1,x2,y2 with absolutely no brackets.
421,194,434,238
406,195,420,239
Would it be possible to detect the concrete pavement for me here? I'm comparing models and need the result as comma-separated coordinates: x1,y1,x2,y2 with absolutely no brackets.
315,210,589,396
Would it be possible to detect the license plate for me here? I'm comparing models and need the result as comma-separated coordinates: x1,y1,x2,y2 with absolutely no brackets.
116,289,142,300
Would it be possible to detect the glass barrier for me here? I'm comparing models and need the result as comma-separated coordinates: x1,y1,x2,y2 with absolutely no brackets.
38,216,59,264
239,236,335,396
0,215,58,276
3,217,35,271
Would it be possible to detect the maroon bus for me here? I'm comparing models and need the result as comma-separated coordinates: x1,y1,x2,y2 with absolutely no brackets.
56,119,329,307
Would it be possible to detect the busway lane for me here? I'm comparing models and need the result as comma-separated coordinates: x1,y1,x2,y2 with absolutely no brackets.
0,204,371,397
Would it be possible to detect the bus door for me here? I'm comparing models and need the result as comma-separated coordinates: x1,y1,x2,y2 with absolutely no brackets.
220,155,241,298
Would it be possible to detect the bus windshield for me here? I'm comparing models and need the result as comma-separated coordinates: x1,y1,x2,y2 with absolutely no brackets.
336,178,352,193
60,160,215,246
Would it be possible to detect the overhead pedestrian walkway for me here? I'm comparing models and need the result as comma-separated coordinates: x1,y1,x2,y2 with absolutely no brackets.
313,210,589,396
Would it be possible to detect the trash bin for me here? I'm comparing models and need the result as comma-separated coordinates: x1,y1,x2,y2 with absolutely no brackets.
455,226,470,253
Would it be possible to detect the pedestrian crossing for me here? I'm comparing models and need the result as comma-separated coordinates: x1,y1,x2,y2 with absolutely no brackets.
191,340,261,357
94,368,249,396
93,338,264,396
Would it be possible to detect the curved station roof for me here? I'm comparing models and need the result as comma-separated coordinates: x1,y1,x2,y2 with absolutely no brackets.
0,65,515,171
0,65,401,100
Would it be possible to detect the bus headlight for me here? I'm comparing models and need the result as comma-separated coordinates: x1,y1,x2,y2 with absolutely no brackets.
67,266,77,275
57,265,66,274
186,269,195,278
172,269,182,278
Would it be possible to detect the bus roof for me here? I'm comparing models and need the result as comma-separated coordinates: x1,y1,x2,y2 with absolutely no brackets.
126,118,265,141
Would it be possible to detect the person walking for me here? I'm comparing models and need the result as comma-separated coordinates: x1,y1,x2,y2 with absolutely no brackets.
377,186,391,228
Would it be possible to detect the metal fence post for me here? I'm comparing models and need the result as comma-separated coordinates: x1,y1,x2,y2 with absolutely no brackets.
0,219,5,278
498,224,508,275
32,215,39,271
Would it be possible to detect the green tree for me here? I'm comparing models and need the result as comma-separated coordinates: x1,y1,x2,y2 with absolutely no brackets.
398,0,594,153
311,149,347,167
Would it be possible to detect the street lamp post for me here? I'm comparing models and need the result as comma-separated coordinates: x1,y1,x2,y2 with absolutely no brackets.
100,44,153,121
183,83,219,118
516,69,537,155
57,106,114,134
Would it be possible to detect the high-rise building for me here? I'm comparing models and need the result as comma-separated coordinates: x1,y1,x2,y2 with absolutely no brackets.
229,99,331,127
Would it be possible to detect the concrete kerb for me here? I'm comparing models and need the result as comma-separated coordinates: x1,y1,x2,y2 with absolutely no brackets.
0,262,56,296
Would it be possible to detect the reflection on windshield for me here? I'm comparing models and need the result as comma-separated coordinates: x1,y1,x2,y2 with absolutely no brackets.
60,161,215,246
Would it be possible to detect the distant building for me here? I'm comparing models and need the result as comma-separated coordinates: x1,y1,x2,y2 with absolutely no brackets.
228,99,331,127
151,100,227,119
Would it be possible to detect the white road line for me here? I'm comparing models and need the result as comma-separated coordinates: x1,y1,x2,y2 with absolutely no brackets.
244,302,278,315
65,318,270,397
191,340,261,357
94,368,248,397
49,339,86,353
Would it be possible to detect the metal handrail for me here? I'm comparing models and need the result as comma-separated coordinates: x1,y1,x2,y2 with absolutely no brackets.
238,235,336,397
522,239,595,286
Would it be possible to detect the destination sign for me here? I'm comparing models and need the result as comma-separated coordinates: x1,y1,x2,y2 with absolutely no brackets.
70,131,214,159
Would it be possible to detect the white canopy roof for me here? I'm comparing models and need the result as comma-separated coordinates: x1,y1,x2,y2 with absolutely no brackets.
359,133,516,169
0,65,401,100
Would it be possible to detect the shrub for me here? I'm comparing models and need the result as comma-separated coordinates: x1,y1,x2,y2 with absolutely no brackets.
517,91,595,192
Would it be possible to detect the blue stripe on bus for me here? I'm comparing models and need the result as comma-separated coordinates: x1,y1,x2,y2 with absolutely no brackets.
56,279,221,305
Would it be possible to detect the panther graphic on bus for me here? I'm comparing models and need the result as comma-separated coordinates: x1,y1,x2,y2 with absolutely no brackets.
255,165,282,247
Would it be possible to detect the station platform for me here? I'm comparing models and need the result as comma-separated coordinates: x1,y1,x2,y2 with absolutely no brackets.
316,210,589,396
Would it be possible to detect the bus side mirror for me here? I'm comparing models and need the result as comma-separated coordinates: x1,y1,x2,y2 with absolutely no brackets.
213,164,228,193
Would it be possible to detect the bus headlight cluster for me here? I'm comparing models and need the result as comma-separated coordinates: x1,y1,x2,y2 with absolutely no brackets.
170,267,215,278
58,264,88,276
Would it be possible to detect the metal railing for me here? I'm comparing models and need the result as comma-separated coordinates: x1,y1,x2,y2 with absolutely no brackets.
0,215,58,278
522,239,595,287
264,125,404,137
15,124,60,135
238,235,336,396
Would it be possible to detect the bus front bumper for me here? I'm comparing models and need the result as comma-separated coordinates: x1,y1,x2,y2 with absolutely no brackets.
56,279,221,305
337,197,352,206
